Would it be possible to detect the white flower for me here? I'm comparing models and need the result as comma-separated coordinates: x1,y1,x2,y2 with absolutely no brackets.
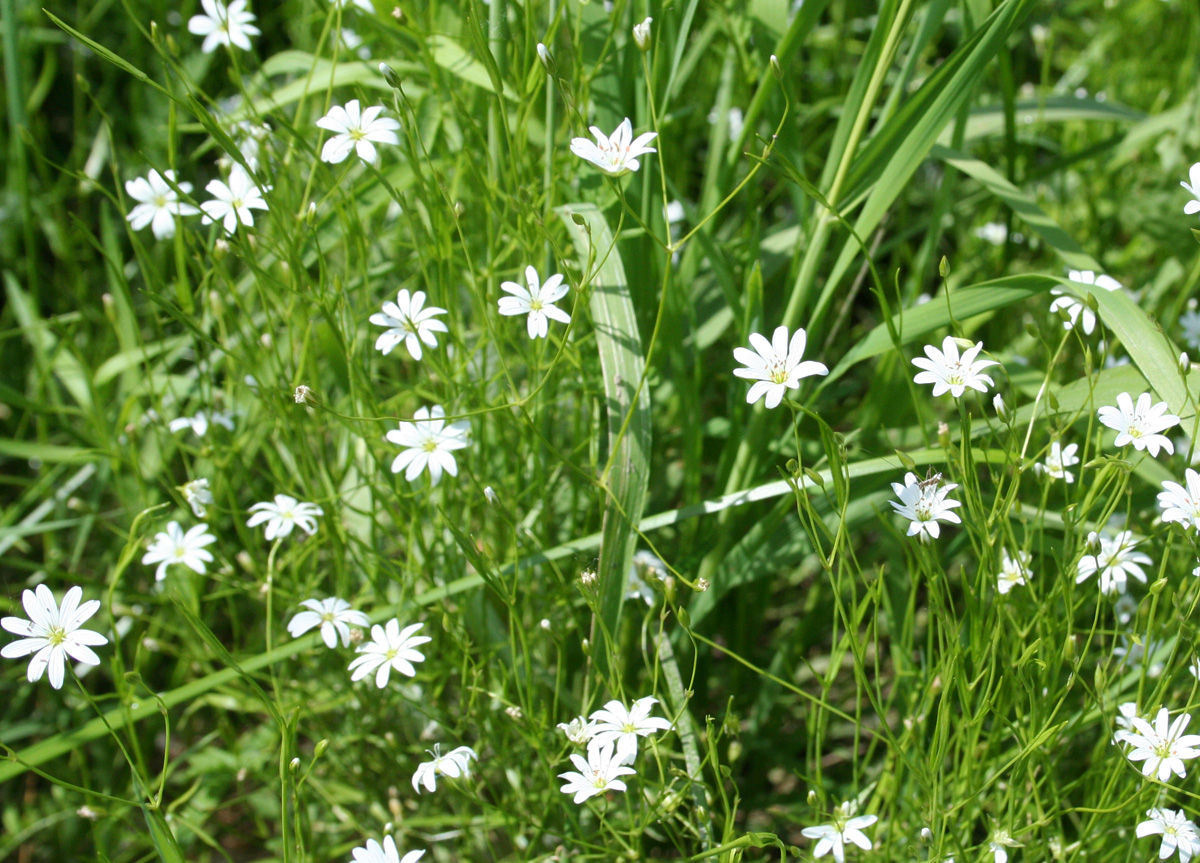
1121,707,1200,782
989,830,1022,863
1048,270,1121,335
349,836,424,863
632,16,652,50
497,265,571,340
200,166,270,234
411,744,477,793
370,289,449,360
801,808,878,863
588,696,673,763
1180,310,1200,351
570,118,658,176
889,471,962,542
315,99,401,164
246,494,324,540
732,325,828,409
125,169,199,239
168,410,235,438
386,405,470,486
911,335,997,398
975,222,1008,245
1182,162,1200,218
1035,441,1080,483
1,585,108,690
187,0,260,53
287,597,368,648
996,549,1031,595
142,521,217,581
348,619,431,687
1138,808,1200,862
1098,392,1180,457
557,716,597,747
557,741,636,804
1159,469,1200,531
1076,530,1151,595
180,478,213,518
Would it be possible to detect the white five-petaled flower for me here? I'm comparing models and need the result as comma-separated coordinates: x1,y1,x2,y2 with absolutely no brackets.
287,597,369,648
570,118,658,176
911,335,998,398
200,165,271,234
557,716,597,747
180,478,214,518
1076,529,1151,595
1121,707,1200,782
889,471,962,542
411,744,478,793
1035,441,1080,483
1098,391,1180,458
996,549,1031,595
141,521,218,582
370,289,449,360
1160,469,1200,532
315,99,401,164
125,169,200,239
349,836,424,863
1182,162,1200,218
246,494,324,540
732,325,829,409
497,265,571,340
1,585,108,690
1138,808,1200,862
801,806,878,863
989,830,1022,863
386,405,470,486
557,741,636,804
187,0,261,53
588,696,673,763
168,410,235,438
1049,270,1121,335
348,619,431,687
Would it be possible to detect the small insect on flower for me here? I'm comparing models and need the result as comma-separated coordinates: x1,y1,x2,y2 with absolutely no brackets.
497,266,571,340
247,494,324,541
187,0,261,53
911,335,997,398
411,744,478,793
1035,441,1080,483
557,741,636,804
287,598,369,648
889,470,962,542
348,619,431,688
200,166,271,235
1075,529,1151,595
1137,808,1200,863
732,325,828,409
1,585,108,690
570,118,658,176
347,836,424,863
1120,707,1200,782
386,405,470,487
142,521,218,582
1098,392,1180,458
370,289,449,360
1159,468,1200,532
315,100,401,165
125,169,200,240
1049,270,1121,335
801,802,878,863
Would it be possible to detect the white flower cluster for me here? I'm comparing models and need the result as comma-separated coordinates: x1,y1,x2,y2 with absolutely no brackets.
555,696,672,804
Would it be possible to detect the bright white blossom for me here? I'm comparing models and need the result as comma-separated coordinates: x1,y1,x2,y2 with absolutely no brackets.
1,585,108,690
1138,808,1200,862
349,836,424,863
188,0,260,53
1159,469,1200,531
570,118,658,176
200,166,270,234
1048,270,1121,334
989,830,1022,863
180,478,213,518
588,696,673,763
168,410,235,438
557,716,597,747
733,325,828,409
1182,162,1200,218
316,100,401,164
142,521,217,581
386,405,470,486
411,744,477,793
801,805,878,863
125,169,199,239
1076,530,1151,595
348,619,431,687
889,472,962,542
1121,707,1200,782
370,289,449,360
996,549,1031,595
1098,392,1180,457
1180,310,1200,351
497,266,571,340
1035,441,1080,483
557,741,636,804
287,598,368,648
912,336,997,398
246,494,324,540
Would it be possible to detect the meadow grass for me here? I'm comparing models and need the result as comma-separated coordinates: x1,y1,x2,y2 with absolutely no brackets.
3,0,1200,861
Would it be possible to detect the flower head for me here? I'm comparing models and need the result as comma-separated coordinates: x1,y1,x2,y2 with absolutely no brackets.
632,16,652,50
889,471,962,542
912,336,997,398
733,325,828,409
386,405,470,486
1138,808,1200,862
1121,707,1200,782
125,169,199,239
1035,441,1080,483
349,836,424,863
142,521,217,581
1049,270,1121,334
1159,469,1200,532
287,597,369,648
497,266,571,340
1098,392,1180,457
801,804,878,863
588,696,673,763
316,100,401,164
180,478,213,518
370,289,449,360
570,118,658,176
557,741,636,804
1183,162,1200,218
412,744,477,793
200,166,270,234
348,619,431,687
557,716,597,747
1075,530,1151,595
246,494,324,541
187,0,260,53
996,549,1031,595
989,830,1022,863
168,410,235,438
1,585,108,690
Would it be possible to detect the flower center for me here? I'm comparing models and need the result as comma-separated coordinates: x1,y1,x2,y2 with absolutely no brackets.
530,298,544,312
173,547,189,560
349,128,366,141
321,612,335,623
423,440,439,453
768,361,790,385
154,194,169,208
47,626,67,646
385,647,399,662
622,722,637,734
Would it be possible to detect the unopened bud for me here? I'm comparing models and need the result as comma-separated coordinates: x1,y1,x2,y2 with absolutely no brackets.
290,757,301,772
1182,352,1191,376
314,739,329,758
213,238,229,260
769,54,782,81
539,618,551,631
937,421,951,448
695,578,710,592
536,42,555,75
993,393,1010,423
938,256,950,278
294,385,313,405
920,828,933,844
484,485,498,504
305,201,316,225
379,62,403,90
632,17,652,51
806,789,817,804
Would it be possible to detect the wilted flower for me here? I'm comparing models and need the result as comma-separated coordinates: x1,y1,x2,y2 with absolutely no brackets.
557,716,597,747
